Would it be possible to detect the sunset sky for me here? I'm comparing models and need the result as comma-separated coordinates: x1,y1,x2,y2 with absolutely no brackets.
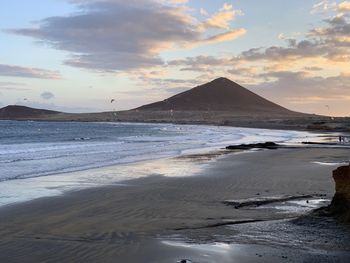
1,0,349,116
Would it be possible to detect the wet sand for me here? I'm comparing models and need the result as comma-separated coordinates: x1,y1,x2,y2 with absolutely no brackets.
0,148,350,262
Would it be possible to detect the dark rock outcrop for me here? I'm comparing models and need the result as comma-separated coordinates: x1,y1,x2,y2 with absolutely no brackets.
301,142,337,146
223,195,314,209
328,165,350,223
226,142,280,150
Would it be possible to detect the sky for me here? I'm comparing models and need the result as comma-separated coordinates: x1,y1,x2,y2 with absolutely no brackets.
0,0,350,116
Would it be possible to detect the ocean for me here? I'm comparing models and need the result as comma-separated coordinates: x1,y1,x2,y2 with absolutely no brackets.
0,121,314,206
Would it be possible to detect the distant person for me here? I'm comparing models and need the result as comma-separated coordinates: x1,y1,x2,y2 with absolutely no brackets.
339,136,342,144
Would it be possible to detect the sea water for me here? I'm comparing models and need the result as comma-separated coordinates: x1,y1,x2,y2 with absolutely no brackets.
0,121,315,206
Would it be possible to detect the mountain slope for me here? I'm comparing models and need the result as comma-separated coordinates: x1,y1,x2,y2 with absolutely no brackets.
136,77,297,115
0,105,60,119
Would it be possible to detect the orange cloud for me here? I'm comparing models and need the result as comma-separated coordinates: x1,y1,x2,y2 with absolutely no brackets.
201,29,247,45
201,3,243,30
338,1,350,11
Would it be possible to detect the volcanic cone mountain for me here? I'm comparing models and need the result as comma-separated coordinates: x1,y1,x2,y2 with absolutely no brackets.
136,77,298,115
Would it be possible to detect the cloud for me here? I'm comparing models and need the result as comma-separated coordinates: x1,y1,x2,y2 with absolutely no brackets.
201,3,243,30
200,8,208,16
239,40,327,61
168,55,232,74
0,81,24,86
227,67,256,76
338,1,350,12
0,82,29,91
311,0,337,14
0,64,61,79
167,9,350,76
161,7,350,114
200,29,246,45
167,0,188,4
304,66,323,71
311,13,350,37
9,0,245,72
169,55,231,67
41,91,55,100
311,1,350,14
238,11,350,66
137,77,200,94
245,71,350,115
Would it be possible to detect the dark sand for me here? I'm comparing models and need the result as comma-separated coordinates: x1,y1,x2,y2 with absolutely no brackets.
1,148,350,262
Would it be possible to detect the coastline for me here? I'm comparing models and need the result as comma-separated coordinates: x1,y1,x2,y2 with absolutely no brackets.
1,147,350,262
0,148,230,207
1,110,349,133
0,122,319,207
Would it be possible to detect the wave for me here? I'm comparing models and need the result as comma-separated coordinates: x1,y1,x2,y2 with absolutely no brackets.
73,137,91,141
0,122,317,183
0,141,126,155
313,161,349,166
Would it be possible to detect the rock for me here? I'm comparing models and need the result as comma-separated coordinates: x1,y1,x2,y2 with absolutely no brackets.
301,141,337,146
223,195,313,209
226,142,280,150
329,165,350,223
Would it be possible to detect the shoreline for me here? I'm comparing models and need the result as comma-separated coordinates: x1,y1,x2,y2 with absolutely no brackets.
1,114,349,133
1,147,350,262
0,148,232,208
2,139,347,209
0,122,323,208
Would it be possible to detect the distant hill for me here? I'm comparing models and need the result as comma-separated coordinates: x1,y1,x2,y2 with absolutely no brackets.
1,78,333,132
136,77,298,115
0,105,60,119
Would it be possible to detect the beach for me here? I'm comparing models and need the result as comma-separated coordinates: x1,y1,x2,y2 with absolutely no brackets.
2,0,350,261
1,146,350,262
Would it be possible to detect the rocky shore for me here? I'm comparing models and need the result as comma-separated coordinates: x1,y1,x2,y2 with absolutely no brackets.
328,165,350,223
